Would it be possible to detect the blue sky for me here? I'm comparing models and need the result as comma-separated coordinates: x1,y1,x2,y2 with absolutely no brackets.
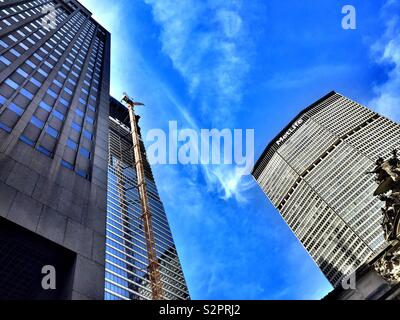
80,0,400,299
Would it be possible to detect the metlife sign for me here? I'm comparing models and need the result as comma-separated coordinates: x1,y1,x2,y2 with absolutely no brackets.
276,118,307,146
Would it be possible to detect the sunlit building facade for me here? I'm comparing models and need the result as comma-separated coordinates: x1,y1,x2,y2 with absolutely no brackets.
253,91,400,287
105,98,190,300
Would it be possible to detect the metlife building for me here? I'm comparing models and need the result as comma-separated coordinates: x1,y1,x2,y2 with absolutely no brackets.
252,91,400,287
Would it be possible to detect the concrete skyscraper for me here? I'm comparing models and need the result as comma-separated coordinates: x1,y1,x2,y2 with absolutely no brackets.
105,98,190,300
253,91,400,287
0,0,110,299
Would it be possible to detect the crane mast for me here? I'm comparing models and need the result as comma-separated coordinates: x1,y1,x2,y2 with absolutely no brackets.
121,94,164,300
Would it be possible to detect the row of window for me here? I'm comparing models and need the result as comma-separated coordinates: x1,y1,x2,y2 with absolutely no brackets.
0,8,67,71
2,13,89,159
60,23,102,178
0,0,54,30
0,8,105,181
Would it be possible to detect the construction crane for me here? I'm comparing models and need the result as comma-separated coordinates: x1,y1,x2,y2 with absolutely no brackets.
121,93,164,300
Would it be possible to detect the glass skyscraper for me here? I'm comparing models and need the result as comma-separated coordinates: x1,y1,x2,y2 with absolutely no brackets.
253,91,399,287
105,97,190,300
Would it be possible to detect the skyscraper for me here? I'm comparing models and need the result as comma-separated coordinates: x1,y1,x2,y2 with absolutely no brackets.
105,97,190,300
252,91,399,287
0,0,110,299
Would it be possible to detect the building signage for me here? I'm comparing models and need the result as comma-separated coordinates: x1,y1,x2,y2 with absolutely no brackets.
276,118,306,146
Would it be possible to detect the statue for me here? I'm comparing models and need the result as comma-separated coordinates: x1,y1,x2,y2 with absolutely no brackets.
368,150,400,241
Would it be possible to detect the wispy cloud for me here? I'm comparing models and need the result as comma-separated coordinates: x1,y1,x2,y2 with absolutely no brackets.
143,0,255,201
369,0,400,122
143,0,250,126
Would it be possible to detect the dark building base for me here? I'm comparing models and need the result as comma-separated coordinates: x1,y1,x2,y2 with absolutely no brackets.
324,240,400,300
0,218,76,300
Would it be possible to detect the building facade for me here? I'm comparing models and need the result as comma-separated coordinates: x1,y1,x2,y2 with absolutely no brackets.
0,0,110,299
105,98,190,300
253,91,400,287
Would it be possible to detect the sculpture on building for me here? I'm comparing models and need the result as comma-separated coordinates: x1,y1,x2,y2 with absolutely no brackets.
367,150,400,284
368,150,400,241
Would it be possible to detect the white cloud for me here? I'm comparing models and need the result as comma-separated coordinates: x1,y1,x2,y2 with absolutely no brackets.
143,0,254,201
204,166,256,202
369,0,400,122
143,0,250,125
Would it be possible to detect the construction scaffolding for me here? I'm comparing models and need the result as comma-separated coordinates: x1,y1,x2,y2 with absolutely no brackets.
121,94,164,300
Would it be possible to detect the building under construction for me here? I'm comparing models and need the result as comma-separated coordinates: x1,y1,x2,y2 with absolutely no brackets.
105,97,190,300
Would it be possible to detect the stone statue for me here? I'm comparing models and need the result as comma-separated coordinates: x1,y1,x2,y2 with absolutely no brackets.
368,150,400,241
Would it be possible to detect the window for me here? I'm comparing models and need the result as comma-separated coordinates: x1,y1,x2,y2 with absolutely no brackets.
0,40,8,49
27,37,35,45
17,68,29,78
76,169,87,179
26,60,36,68
58,71,67,78
53,79,62,87
33,53,44,61
64,87,73,95
46,89,57,99
5,78,19,89
0,56,11,66
37,146,52,157
83,129,92,140
75,109,84,118
20,88,33,100
71,121,81,132
38,68,48,77
46,126,58,138
59,98,69,107
39,101,51,112
66,138,78,150
29,77,41,87
61,159,73,170
20,135,34,146
10,48,21,57
8,34,18,42
8,103,24,116
67,78,76,86
44,61,53,68
0,121,12,133
53,110,64,121
80,147,90,159
86,116,94,125
19,42,29,51
40,47,49,55
31,116,44,129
